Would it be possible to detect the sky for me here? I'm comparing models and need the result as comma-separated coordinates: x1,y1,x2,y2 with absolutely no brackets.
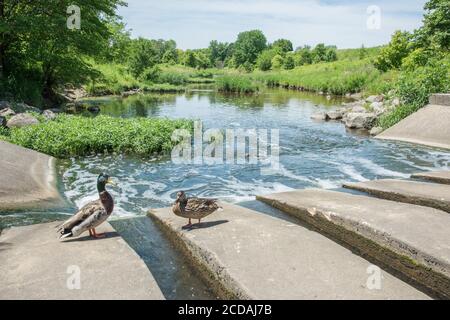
118,0,427,49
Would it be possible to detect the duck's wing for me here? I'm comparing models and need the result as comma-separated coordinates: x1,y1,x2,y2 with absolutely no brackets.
57,200,102,234
184,198,220,214
67,206,109,238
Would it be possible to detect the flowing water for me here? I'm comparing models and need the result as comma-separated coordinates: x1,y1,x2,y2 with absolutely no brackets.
60,88,450,217
3,87,450,299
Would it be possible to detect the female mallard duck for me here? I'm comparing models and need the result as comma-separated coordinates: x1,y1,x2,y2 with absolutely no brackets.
58,173,116,239
172,191,221,228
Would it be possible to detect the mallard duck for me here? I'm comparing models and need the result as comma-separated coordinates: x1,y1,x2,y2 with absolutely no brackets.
172,191,221,228
58,173,116,239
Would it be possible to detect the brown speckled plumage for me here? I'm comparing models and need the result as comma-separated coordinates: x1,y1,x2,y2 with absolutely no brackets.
172,191,221,223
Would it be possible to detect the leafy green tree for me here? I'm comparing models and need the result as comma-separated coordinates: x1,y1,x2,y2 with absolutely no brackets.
208,40,231,67
374,31,413,71
272,39,293,54
128,38,159,78
183,50,197,68
283,54,295,70
0,0,124,105
419,0,450,50
324,48,338,62
271,54,284,70
294,46,312,66
312,44,327,63
102,18,132,63
194,50,211,69
256,49,276,71
162,50,178,64
233,30,267,67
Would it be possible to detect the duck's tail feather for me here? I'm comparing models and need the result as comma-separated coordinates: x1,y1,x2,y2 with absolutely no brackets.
59,229,73,240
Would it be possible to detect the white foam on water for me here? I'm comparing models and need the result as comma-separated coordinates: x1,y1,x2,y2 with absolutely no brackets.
339,165,368,182
355,158,409,178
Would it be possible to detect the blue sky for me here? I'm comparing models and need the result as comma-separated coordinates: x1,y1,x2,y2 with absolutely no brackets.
118,0,427,49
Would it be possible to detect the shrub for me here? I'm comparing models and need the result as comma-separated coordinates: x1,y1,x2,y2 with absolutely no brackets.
140,65,161,82
374,31,413,71
397,58,450,108
0,114,193,158
216,75,259,93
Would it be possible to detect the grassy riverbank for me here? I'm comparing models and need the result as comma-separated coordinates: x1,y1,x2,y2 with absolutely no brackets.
0,114,193,158
86,62,221,96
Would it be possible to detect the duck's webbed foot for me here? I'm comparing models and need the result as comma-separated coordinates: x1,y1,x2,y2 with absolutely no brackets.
89,228,106,238
182,218,193,229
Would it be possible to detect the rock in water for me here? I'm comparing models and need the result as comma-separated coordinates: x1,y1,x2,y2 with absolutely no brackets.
311,112,328,121
326,110,343,120
344,112,376,130
6,113,39,128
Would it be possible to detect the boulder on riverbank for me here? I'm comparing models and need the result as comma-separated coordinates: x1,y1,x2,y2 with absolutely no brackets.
42,109,57,120
344,112,377,130
6,113,39,128
311,112,328,121
326,110,344,120
0,107,15,117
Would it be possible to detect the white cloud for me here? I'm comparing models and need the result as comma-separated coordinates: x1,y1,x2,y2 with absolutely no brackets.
118,0,427,49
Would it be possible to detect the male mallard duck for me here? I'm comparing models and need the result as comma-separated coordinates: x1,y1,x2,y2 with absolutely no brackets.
58,173,116,239
172,191,221,228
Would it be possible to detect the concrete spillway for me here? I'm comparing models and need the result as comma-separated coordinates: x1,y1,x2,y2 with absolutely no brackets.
376,94,450,150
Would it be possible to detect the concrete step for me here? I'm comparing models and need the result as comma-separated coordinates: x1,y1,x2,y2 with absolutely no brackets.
148,203,429,300
0,141,66,211
257,189,450,299
0,221,165,300
375,104,450,149
343,179,450,213
412,171,450,185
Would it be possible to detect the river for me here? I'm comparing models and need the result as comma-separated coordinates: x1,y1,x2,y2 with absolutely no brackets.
2,87,450,299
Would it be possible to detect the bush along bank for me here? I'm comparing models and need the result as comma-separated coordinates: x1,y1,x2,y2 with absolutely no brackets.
0,111,193,158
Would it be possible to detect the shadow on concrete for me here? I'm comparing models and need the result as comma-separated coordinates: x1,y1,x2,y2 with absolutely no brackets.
61,231,120,243
183,220,229,231
0,242,12,252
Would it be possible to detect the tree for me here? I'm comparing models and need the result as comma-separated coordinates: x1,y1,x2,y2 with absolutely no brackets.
374,31,413,71
324,47,338,62
420,0,450,50
128,38,159,77
0,0,124,105
272,39,293,54
183,50,197,68
208,40,230,67
101,18,132,63
283,54,295,70
233,30,267,67
271,54,284,70
294,46,312,66
256,49,276,71
312,44,327,63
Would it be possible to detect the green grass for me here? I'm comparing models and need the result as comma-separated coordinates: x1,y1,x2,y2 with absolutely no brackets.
87,61,142,95
85,62,222,95
251,58,390,95
336,46,382,61
377,104,419,129
0,114,193,158
216,75,259,93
